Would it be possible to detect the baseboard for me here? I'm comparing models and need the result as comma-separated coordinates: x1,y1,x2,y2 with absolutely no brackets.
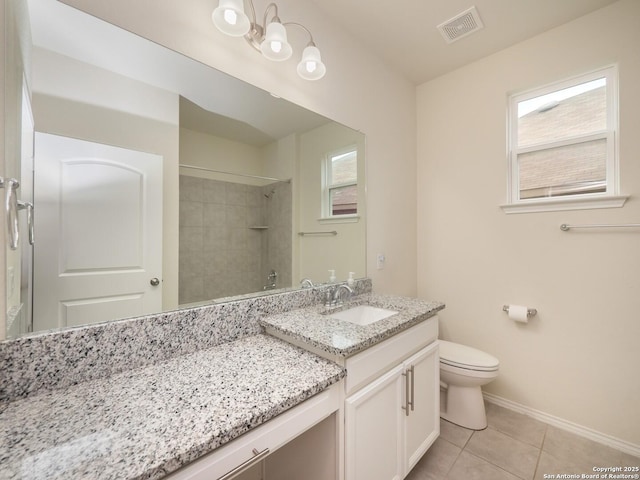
483,392,640,458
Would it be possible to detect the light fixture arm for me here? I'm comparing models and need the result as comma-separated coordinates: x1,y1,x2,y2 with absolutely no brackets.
242,1,280,30
262,3,280,28
245,0,257,25
283,22,316,47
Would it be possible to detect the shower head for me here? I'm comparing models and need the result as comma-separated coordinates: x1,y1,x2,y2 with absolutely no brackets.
264,190,276,199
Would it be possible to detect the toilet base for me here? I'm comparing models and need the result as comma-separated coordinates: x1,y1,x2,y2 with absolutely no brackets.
440,384,487,430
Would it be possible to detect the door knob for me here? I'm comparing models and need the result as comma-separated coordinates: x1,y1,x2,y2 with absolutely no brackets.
150,277,160,286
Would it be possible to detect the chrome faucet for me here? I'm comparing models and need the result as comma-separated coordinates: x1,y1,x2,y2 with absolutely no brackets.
326,284,353,307
300,278,314,288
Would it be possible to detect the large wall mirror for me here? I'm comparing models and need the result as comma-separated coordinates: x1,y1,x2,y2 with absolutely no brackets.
3,0,366,339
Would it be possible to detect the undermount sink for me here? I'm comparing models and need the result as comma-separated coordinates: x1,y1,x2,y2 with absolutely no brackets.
329,305,398,326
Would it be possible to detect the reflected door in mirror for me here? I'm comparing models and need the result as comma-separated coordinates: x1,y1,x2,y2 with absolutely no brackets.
33,133,163,329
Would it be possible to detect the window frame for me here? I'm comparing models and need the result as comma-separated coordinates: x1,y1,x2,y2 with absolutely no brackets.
321,145,359,220
502,65,627,214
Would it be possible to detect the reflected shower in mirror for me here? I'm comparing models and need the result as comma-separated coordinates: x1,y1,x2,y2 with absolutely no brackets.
3,0,366,339
179,171,292,304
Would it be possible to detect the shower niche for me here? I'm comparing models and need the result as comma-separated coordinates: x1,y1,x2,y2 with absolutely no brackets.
178,174,292,305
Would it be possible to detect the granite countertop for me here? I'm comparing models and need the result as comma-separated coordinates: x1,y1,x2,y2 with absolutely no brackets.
259,293,445,357
0,334,345,480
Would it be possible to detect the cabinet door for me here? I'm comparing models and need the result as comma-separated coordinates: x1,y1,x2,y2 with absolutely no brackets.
345,364,404,480
403,341,440,473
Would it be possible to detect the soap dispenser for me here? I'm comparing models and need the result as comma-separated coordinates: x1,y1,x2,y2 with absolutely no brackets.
347,272,355,287
328,269,336,283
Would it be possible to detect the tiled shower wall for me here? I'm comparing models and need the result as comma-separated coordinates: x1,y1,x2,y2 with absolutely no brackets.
179,175,292,305
263,180,292,291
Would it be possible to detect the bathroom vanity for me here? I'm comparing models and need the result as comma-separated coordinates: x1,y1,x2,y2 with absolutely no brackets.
261,293,443,480
0,284,444,480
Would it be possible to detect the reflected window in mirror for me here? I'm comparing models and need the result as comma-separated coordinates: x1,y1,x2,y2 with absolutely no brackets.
323,146,358,217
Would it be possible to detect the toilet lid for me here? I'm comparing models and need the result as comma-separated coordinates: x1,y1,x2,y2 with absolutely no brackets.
439,340,499,372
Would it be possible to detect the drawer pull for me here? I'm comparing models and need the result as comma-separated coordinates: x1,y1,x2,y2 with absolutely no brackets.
218,447,270,480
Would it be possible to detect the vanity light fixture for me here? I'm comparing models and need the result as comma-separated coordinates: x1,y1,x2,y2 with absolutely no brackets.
211,0,326,80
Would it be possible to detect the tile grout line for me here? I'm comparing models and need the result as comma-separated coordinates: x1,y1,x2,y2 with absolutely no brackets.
462,421,544,479
458,449,532,480
439,436,465,480
532,424,549,480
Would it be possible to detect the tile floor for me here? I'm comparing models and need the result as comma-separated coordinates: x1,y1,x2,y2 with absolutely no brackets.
406,402,640,480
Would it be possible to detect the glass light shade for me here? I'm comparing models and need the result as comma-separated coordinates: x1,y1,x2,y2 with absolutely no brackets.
260,22,292,61
212,0,250,37
297,45,326,80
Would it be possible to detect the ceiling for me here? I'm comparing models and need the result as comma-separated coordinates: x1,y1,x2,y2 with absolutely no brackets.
308,0,620,84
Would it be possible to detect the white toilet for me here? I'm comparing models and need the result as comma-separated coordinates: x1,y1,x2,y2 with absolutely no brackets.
439,340,499,430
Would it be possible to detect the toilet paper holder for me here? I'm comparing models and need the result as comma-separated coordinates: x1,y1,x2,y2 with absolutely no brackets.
502,305,537,318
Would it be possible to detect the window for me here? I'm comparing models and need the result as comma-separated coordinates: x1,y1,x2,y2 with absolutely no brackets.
323,146,358,217
503,66,625,213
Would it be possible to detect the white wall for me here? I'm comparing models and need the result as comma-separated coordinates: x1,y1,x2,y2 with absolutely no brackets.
61,0,418,298
179,128,265,185
417,0,640,447
262,135,295,183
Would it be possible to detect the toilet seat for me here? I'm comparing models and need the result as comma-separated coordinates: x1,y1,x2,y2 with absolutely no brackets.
439,340,499,372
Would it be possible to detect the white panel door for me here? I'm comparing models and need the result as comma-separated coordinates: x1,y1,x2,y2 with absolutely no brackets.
33,133,163,330
345,364,404,480
403,341,440,473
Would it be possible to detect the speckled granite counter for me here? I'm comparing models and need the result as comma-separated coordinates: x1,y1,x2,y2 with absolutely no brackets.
259,293,445,357
1,279,371,404
0,334,345,480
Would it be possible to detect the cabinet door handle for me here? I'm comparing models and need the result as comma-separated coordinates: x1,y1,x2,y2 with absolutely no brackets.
218,447,270,480
409,365,415,412
402,368,411,416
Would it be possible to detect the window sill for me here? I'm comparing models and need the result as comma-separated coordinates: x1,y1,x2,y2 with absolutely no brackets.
500,195,628,214
318,214,361,224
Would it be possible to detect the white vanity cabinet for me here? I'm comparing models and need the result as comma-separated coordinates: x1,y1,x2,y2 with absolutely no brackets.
344,319,439,480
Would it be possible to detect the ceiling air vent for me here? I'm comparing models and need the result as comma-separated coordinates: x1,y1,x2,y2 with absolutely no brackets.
437,6,484,44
